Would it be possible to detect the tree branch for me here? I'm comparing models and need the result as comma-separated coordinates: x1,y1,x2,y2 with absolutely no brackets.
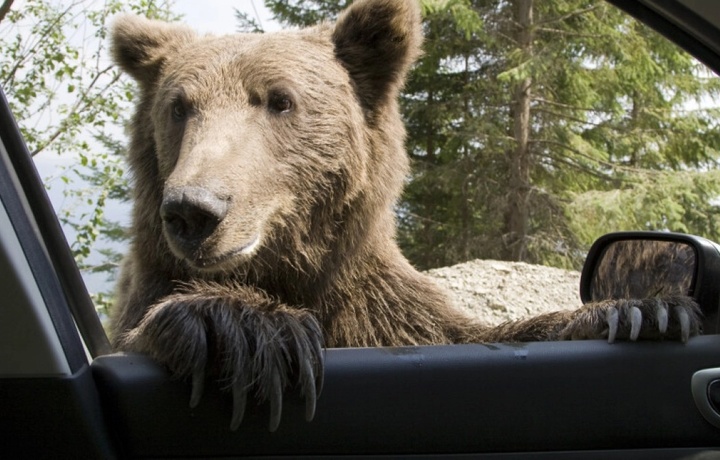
531,138,659,176
1,1,83,88
0,0,13,25
536,27,607,40
535,4,600,27
535,151,616,181
31,65,121,156
2,7,67,87
534,97,607,113
534,107,608,127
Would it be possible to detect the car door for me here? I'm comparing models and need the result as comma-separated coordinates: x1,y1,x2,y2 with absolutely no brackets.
3,0,720,459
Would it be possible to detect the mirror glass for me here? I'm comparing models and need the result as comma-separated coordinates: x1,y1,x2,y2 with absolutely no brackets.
590,240,696,301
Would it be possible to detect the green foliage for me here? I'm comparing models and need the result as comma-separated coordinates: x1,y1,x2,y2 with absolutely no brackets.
0,0,176,314
264,0,347,26
569,170,720,244
421,0,483,39
235,8,264,33
262,0,720,271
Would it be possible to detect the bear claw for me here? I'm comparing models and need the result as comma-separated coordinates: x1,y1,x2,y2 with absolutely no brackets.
565,296,701,342
302,359,317,422
629,306,642,341
190,368,205,409
124,288,325,433
606,307,619,343
602,298,698,343
230,381,247,431
269,372,283,432
676,306,690,343
655,300,669,334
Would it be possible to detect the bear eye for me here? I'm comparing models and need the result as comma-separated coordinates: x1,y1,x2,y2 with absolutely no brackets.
267,90,294,114
171,98,187,121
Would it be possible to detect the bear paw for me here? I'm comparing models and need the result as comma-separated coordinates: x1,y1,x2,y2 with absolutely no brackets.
559,296,702,343
120,290,324,432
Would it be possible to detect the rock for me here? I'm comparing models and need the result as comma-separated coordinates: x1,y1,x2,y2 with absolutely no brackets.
426,259,581,326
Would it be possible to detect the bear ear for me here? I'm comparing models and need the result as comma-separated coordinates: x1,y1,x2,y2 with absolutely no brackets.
111,14,196,85
331,0,423,115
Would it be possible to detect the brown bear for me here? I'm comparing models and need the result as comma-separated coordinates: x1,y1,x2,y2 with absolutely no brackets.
109,0,701,432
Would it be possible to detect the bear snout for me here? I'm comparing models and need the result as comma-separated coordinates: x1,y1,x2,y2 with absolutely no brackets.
160,186,229,247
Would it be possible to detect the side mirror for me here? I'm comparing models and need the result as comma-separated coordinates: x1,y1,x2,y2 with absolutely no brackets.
580,231,720,334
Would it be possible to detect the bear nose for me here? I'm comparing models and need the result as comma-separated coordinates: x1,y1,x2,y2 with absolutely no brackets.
160,186,229,243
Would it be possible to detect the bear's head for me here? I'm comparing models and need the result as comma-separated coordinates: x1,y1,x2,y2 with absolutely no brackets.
111,0,422,276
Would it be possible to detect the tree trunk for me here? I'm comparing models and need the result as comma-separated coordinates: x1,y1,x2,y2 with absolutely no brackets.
504,0,534,261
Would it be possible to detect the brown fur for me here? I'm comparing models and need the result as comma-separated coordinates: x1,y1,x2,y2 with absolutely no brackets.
110,0,701,428
591,240,695,300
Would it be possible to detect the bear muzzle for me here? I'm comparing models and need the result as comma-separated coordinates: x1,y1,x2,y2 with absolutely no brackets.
161,186,229,250
160,186,264,269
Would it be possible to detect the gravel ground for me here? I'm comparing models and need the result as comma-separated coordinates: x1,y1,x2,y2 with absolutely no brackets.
426,259,582,326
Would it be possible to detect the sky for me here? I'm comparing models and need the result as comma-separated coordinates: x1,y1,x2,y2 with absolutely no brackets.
174,0,280,33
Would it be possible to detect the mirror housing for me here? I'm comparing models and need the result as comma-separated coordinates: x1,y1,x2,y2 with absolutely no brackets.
581,231,720,335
